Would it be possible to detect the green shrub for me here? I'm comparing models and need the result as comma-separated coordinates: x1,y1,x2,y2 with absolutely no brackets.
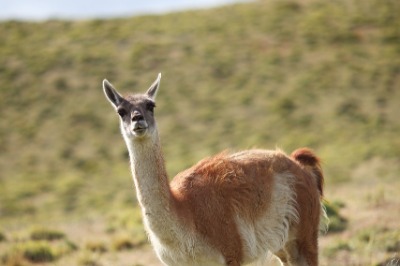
0,231,6,242
23,243,55,262
4,237,78,263
78,255,102,266
15,241,57,263
1,251,28,266
324,201,348,233
30,228,65,241
84,241,107,253
112,235,136,251
383,230,400,253
386,240,400,253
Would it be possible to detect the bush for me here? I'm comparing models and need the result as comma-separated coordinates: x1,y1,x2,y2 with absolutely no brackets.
2,237,79,265
78,254,103,266
112,236,136,251
1,251,27,266
30,228,65,241
84,241,107,253
22,242,56,263
324,201,348,233
0,231,6,242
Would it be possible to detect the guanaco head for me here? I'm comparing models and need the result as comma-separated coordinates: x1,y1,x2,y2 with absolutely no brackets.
103,73,161,141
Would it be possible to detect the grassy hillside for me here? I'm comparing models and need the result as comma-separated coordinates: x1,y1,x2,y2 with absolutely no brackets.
1,0,400,265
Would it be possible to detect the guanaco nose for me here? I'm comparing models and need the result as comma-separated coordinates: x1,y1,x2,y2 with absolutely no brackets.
132,110,144,121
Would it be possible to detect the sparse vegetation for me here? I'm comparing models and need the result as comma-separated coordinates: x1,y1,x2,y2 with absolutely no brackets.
111,235,137,251
0,231,6,242
324,201,348,233
0,0,399,265
324,240,353,258
0,229,77,265
20,241,57,263
77,252,103,266
84,241,107,253
29,228,65,241
2,241,59,264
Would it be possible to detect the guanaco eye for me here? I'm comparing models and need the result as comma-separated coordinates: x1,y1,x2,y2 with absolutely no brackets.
117,108,127,117
147,102,156,112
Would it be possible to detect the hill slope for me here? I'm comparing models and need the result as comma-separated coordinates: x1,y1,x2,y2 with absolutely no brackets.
0,0,400,265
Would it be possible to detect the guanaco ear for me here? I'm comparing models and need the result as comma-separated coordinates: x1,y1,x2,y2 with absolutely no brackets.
146,73,161,100
103,79,123,108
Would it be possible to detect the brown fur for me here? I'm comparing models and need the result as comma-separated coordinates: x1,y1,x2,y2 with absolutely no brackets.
170,149,324,265
291,148,324,197
275,148,323,266
171,152,275,265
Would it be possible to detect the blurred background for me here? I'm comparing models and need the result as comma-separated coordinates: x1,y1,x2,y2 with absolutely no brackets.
0,0,250,20
0,0,399,265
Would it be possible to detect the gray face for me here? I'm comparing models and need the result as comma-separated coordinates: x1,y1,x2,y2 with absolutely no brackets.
103,74,161,141
117,95,156,139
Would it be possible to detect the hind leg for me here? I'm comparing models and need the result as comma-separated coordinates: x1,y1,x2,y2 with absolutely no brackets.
284,232,319,266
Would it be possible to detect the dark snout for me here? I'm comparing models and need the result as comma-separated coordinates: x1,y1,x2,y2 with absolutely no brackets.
132,110,144,122
131,110,148,135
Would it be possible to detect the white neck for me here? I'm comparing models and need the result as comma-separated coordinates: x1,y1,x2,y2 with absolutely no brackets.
122,128,176,239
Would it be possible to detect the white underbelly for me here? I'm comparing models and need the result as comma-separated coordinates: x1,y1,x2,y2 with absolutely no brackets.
149,230,225,266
